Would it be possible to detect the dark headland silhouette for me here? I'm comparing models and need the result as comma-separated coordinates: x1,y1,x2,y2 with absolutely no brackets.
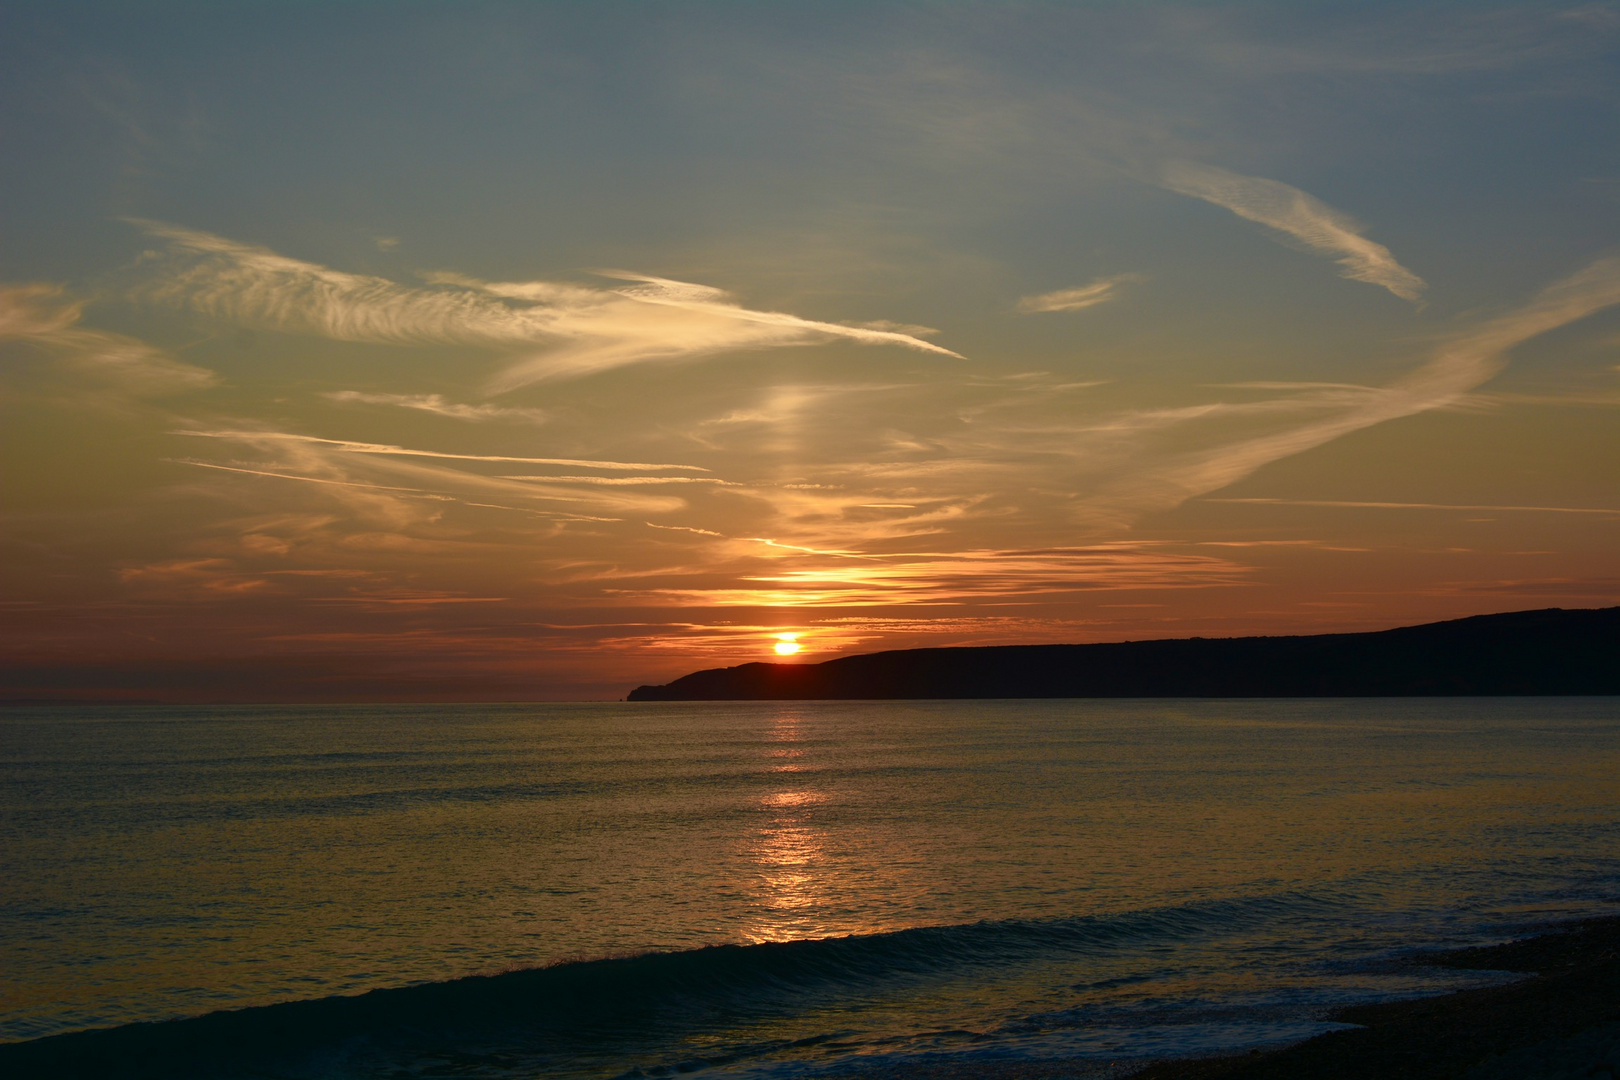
627,607,1620,700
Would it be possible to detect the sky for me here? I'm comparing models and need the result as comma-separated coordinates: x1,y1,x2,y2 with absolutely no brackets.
3,1,1619,702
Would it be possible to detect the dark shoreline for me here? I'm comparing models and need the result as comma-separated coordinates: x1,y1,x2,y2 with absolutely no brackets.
825,915,1620,1080
1127,914,1620,1080
3,913,1616,1079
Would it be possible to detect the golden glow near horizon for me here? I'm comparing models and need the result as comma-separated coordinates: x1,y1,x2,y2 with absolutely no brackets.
774,634,803,657
1,4,1618,701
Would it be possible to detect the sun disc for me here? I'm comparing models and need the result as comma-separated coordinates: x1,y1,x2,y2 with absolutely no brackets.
774,639,801,656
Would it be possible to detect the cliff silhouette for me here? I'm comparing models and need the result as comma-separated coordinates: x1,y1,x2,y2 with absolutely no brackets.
627,607,1620,700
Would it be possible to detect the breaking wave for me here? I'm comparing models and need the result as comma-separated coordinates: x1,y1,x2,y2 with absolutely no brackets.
0,891,1352,1079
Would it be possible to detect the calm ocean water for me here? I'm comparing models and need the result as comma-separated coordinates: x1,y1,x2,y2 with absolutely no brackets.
2,699,1618,1078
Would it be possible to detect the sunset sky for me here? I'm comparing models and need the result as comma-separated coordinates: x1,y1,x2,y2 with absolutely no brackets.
3,2,1619,701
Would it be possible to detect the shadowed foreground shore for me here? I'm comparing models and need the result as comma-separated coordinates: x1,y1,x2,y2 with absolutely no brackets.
827,916,1620,1080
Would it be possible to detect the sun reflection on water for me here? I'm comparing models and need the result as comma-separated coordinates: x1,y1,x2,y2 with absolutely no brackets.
744,710,843,942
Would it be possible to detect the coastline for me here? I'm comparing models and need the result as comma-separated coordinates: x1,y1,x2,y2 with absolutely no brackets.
627,608,1620,701
1125,914,1620,1079
4,913,1617,1079
821,915,1620,1080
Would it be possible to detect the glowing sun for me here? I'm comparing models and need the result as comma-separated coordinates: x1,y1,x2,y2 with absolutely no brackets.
773,633,802,656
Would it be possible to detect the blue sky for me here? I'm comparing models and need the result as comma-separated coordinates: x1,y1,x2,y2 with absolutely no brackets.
3,2,1619,699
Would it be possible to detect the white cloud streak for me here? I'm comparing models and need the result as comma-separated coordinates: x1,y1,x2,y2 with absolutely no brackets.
171,429,689,521
171,430,710,471
1160,162,1427,302
323,391,550,424
1017,274,1144,313
1207,498,1620,516
615,544,1252,608
130,220,961,390
169,459,448,495
1114,255,1620,514
0,283,217,396
697,258,1620,542
499,475,737,486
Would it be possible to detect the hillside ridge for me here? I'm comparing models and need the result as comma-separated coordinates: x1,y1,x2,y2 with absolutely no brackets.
626,607,1620,701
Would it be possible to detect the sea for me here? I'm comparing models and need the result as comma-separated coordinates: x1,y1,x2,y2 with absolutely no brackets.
2,698,1618,1078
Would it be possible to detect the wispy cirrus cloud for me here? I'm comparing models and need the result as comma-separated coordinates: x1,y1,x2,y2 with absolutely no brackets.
1207,497,1620,517
664,257,1620,543
168,428,697,527
1017,273,1145,314
171,429,710,471
323,391,550,424
606,544,1252,608
1160,161,1427,302
0,283,217,396
1101,254,1620,516
500,474,736,486
130,220,961,390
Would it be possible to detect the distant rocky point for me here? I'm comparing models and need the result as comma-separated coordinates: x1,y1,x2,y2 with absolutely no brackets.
627,607,1620,700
